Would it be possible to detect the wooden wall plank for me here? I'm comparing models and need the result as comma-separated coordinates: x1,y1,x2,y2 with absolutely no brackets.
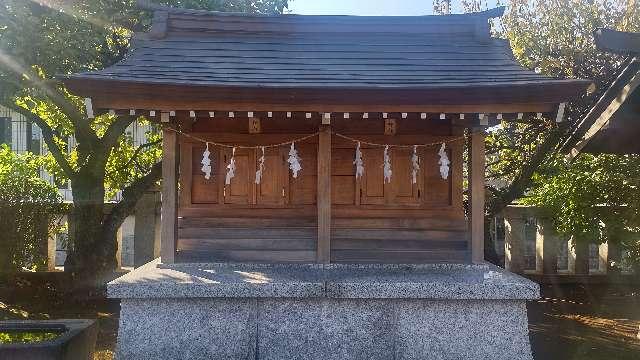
331,249,467,263
179,142,193,207
161,125,178,263
176,249,316,263
317,125,332,263
470,129,486,263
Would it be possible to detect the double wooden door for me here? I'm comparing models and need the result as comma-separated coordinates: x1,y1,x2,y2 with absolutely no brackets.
188,140,451,208
190,144,317,207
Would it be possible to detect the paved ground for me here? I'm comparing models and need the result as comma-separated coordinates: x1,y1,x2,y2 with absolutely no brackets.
529,283,640,360
1,274,639,359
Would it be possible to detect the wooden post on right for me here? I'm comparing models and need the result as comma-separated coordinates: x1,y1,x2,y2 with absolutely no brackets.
469,128,485,264
160,118,178,264
316,124,332,263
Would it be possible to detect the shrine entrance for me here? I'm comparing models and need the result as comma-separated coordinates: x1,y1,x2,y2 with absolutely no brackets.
175,116,467,264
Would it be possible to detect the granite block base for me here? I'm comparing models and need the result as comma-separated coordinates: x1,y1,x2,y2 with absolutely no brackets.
110,261,538,360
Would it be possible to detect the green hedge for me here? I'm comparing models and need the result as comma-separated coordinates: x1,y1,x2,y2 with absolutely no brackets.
0,145,67,272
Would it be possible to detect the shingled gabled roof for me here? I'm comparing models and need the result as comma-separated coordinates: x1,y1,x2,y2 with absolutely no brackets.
63,5,591,113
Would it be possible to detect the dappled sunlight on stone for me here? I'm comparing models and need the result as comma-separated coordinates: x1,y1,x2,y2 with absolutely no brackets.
234,271,272,284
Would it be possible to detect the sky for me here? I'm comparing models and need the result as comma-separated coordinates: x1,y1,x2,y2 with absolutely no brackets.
287,0,501,16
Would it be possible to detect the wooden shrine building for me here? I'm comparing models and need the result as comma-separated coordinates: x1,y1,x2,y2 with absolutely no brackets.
64,4,590,265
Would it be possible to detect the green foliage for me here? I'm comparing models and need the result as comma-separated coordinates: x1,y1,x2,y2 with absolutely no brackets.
105,118,162,199
0,0,288,199
485,0,639,208
0,145,66,272
0,331,63,344
0,0,288,275
523,153,640,270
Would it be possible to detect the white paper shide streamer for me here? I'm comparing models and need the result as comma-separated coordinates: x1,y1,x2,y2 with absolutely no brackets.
255,146,266,184
383,145,392,184
225,147,237,185
438,143,450,180
354,142,364,179
288,142,302,178
411,145,420,184
201,143,212,180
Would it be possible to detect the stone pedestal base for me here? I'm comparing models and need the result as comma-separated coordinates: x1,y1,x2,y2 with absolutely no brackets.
109,261,538,360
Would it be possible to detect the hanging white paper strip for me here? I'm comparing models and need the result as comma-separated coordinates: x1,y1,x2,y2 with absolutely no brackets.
438,143,450,180
288,142,302,178
201,143,212,180
354,142,364,179
255,146,266,184
411,145,420,184
383,145,392,184
225,147,237,185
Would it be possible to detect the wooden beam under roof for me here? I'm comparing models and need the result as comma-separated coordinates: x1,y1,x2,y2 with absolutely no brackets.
567,58,640,158
594,28,640,54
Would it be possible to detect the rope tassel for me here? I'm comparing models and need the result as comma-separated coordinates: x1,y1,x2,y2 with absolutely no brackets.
383,145,392,184
225,147,237,185
411,145,420,184
438,143,450,180
201,143,212,180
288,142,302,178
354,142,364,179
255,146,265,184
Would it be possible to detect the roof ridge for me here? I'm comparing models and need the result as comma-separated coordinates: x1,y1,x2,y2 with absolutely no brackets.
136,0,505,19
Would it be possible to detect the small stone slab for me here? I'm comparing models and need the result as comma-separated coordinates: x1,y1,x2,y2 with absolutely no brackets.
117,298,257,360
257,299,395,360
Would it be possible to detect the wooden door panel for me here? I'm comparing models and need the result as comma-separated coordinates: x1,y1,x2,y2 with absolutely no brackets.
289,144,317,205
290,174,317,205
192,175,219,203
332,148,355,176
389,148,421,205
191,145,220,204
256,148,286,206
360,148,385,205
223,148,253,204
332,176,355,205
332,147,356,205
424,147,451,206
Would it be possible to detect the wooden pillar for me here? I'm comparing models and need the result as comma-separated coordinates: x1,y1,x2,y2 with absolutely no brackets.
317,124,331,263
470,129,485,263
160,121,178,264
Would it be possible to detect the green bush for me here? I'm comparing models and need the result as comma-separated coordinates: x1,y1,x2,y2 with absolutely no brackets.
0,145,66,272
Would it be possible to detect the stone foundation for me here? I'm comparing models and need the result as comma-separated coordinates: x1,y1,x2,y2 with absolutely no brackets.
109,261,538,360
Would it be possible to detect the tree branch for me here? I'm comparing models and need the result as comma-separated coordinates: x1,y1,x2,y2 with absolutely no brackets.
0,54,98,144
488,129,563,217
2,102,76,178
101,115,137,150
118,138,162,173
103,160,162,233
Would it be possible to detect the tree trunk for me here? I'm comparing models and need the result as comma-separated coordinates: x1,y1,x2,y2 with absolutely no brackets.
64,173,117,284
